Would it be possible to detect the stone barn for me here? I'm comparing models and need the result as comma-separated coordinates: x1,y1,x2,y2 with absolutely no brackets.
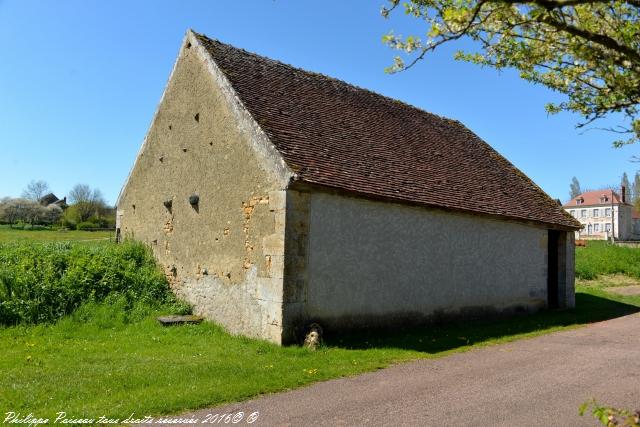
117,30,581,344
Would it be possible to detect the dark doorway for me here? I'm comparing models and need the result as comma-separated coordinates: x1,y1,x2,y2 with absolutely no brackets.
548,230,559,308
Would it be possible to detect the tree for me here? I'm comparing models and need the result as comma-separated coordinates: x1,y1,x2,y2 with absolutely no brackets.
569,176,581,199
0,198,19,225
382,0,640,146
0,198,42,226
69,184,94,204
43,204,63,225
0,198,62,227
67,184,107,223
633,171,640,203
622,171,631,194
21,180,50,202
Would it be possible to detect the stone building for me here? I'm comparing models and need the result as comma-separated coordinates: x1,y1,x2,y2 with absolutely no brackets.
117,30,581,344
39,193,68,209
563,189,639,241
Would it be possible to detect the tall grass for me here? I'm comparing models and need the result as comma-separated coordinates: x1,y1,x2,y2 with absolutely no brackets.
0,224,113,243
576,241,640,280
0,241,187,326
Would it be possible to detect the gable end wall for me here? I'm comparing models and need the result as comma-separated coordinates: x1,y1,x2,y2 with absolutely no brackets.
117,34,291,343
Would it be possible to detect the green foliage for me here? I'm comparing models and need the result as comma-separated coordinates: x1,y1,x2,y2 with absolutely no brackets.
74,215,115,231
622,172,632,193
60,215,77,230
76,221,99,231
633,171,640,204
0,241,187,326
67,183,113,224
382,0,640,146
0,198,61,226
62,204,82,226
570,176,581,199
576,242,640,280
63,203,115,230
580,399,640,426
87,214,116,228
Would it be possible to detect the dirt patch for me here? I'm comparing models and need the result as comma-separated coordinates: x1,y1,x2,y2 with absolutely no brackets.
578,274,640,288
578,274,640,295
605,285,640,296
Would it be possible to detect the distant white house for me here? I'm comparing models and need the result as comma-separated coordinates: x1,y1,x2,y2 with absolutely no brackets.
563,188,639,241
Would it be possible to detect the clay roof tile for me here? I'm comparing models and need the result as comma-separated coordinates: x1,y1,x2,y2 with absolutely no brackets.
194,32,581,230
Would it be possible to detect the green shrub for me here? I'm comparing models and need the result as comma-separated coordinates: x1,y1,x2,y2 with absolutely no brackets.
85,215,113,228
0,241,188,326
60,217,77,230
580,399,639,426
76,221,98,231
24,224,48,231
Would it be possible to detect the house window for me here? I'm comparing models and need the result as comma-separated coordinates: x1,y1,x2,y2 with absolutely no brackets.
587,224,592,234
605,208,611,216
600,196,608,203
605,223,612,232
593,208,599,217
594,223,600,232
569,210,576,217
581,209,587,218
577,198,583,205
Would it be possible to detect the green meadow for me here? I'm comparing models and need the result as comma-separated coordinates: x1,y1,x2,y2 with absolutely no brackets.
1,233,638,419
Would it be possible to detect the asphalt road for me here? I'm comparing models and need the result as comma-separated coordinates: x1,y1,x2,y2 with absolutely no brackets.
169,313,640,426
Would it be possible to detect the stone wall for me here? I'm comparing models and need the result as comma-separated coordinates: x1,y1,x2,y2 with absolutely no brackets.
617,204,634,240
281,190,311,343
572,204,634,241
283,190,559,335
117,33,291,343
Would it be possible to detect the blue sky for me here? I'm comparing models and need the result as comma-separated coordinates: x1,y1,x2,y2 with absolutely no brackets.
0,0,637,205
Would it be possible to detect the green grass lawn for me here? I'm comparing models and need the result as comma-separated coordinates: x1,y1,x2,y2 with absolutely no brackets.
1,239,639,419
1,283,638,419
576,240,640,279
0,225,113,243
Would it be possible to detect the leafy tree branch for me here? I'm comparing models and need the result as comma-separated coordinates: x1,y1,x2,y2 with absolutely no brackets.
382,0,640,146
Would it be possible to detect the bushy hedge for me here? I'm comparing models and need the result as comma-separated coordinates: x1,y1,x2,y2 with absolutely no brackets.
76,221,98,231
0,241,185,326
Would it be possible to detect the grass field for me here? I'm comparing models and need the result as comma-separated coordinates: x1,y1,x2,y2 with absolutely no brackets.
576,240,640,279
1,237,639,419
1,283,638,418
0,225,113,243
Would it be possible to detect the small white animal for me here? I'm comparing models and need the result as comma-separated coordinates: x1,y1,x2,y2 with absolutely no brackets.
303,323,323,350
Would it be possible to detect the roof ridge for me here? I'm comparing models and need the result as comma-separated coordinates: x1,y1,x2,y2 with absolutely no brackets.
191,31,462,128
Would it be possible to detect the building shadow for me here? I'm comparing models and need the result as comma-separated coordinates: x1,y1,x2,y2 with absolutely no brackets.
324,293,639,353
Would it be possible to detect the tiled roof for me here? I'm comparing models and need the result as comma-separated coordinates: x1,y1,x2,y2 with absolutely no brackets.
563,190,625,207
194,32,581,230
39,193,59,205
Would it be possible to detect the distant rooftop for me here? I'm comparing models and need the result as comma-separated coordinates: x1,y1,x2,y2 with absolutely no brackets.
563,190,628,208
